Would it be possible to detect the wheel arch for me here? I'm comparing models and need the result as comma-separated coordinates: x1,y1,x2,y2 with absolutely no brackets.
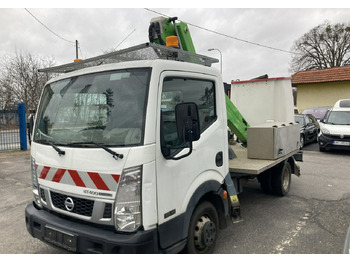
184,180,228,234
157,179,228,252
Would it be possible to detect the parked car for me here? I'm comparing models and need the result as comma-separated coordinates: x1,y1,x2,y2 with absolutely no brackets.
302,106,332,122
294,114,318,149
318,99,350,152
305,114,320,134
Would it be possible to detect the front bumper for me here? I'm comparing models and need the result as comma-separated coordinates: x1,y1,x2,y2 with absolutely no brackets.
25,202,158,254
318,134,350,151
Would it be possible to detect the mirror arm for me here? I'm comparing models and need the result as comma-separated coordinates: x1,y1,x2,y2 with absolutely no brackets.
163,142,193,161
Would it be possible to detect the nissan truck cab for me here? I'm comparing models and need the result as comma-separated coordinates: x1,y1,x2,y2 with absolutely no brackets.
25,44,234,254
318,99,350,152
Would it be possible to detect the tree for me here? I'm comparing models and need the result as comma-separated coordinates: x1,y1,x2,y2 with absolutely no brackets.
0,51,56,113
290,21,350,72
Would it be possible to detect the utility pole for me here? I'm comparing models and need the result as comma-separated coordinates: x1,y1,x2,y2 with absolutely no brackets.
74,40,82,62
76,40,79,60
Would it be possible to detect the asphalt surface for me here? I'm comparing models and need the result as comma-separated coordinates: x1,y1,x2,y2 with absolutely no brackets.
0,150,65,254
215,143,350,254
0,142,349,254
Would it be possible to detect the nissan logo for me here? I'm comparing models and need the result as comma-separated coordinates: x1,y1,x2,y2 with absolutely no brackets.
340,134,344,139
64,197,75,212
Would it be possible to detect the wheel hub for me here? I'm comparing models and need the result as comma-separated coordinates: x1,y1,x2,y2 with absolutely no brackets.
282,167,290,191
194,215,217,249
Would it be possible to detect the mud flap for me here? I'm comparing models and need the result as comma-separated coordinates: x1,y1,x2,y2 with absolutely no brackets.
224,174,243,223
291,158,301,177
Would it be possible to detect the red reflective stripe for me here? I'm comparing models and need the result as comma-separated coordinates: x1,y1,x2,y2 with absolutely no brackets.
87,172,110,191
39,166,50,179
68,170,86,187
111,174,120,183
52,169,66,183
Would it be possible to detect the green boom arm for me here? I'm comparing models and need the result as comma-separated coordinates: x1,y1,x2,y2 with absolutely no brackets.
225,94,249,145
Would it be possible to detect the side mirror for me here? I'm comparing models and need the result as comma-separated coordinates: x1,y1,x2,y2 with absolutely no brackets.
27,114,35,145
175,102,200,143
161,102,200,161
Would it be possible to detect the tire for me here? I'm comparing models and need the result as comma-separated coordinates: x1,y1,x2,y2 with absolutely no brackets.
185,201,219,254
271,161,292,196
258,170,273,194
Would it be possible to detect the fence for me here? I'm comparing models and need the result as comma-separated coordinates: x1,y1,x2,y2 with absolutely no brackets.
0,103,27,151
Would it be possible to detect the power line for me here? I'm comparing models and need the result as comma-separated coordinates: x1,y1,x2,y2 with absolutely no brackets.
144,8,296,55
113,29,136,51
24,8,75,44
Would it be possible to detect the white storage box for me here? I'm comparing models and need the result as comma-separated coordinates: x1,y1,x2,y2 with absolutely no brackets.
231,77,294,126
247,122,300,160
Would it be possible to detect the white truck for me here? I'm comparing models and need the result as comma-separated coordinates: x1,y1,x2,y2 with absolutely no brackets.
25,41,301,253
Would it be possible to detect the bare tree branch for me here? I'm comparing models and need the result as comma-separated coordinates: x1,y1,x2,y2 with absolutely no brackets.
290,21,350,72
0,51,56,112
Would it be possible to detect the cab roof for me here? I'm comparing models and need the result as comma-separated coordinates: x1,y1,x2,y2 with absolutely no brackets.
39,43,218,74
333,99,350,111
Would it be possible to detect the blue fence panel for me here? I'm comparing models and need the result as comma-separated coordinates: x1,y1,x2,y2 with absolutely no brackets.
0,103,27,151
0,112,20,151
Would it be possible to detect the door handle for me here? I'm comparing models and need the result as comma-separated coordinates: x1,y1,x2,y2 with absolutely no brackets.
216,152,223,167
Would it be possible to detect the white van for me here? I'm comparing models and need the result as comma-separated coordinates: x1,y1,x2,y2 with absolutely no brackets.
318,99,350,151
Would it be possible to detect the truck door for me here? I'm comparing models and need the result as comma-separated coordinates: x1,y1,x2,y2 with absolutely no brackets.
155,71,228,249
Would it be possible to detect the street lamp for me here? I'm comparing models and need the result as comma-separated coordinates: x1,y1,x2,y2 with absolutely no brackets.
208,48,222,74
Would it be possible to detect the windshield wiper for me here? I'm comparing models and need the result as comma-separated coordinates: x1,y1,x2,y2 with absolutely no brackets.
35,139,66,156
48,141,66,156
96,142,124,160
67,142,123,160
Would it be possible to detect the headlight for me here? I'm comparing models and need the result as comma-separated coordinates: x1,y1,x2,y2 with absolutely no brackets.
114,166,142,232
321,127,330,135
31,157,42,207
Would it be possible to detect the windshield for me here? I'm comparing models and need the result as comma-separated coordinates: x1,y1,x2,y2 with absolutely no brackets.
34,68,151,147
325,111,350,125
294,115,305,125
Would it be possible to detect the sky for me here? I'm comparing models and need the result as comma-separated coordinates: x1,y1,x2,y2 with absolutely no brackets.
1,3,350,83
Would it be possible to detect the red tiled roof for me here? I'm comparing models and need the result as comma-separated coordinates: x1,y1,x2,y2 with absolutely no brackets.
291,66,350,84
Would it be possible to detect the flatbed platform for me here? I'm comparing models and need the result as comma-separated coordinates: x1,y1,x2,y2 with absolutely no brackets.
229,144,300,176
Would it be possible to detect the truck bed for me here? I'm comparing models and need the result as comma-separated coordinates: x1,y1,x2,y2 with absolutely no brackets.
229,144,299,176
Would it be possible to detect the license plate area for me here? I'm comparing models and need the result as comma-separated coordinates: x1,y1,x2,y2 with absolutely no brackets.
333,141,350,146
44,226,77,252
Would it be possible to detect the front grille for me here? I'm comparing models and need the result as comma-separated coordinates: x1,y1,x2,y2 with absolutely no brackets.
323,134,350,140
50,191,94,217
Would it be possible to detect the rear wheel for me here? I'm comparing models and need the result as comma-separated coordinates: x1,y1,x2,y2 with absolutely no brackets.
271,161,292,196
258,170,273,194
185,201,219,254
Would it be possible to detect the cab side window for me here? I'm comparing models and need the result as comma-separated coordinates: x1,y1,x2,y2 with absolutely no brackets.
161,77,216,157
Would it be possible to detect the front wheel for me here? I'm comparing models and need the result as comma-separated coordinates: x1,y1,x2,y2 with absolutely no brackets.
185,201,219,254
319,146,326,152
